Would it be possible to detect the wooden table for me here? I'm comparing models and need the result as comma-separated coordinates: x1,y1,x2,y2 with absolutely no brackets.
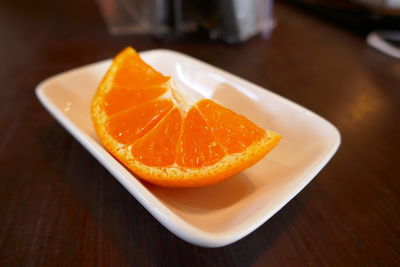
1,0,399,265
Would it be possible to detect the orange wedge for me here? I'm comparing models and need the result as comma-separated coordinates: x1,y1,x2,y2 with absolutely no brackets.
91,47,281,187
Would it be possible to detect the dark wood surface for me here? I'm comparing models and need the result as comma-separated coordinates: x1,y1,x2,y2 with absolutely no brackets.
1,0,399,266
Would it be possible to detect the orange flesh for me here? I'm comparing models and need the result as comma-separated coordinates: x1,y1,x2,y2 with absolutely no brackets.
106,98,266,167
104,86,168,116
176,107,226,168
114,53,169,88
92,47,281,187
131,108,182,167
93,48,279,186
107,99,174,144
197,100,265,153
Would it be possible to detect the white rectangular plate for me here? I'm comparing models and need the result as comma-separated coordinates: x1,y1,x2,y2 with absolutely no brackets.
36,49,340,247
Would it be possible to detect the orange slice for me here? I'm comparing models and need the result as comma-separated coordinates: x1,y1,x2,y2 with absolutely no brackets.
91,47,281,187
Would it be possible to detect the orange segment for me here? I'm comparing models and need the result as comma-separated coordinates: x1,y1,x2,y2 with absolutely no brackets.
176,107,225,168
197,99,265,153
113,48,170,88
107,99,173,144
104,85,168,116
91,46,281,188
131,108,182,167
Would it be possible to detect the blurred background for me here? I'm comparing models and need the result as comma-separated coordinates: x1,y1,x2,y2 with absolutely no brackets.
96,0,400,42
94,0,400,58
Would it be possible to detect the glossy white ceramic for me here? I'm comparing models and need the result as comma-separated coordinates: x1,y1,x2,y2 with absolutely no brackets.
36,49,340,247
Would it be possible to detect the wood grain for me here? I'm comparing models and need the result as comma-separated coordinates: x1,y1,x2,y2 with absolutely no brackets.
0,0,399,266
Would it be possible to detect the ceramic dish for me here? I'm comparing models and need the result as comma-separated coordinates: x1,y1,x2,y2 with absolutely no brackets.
36,49,340,247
